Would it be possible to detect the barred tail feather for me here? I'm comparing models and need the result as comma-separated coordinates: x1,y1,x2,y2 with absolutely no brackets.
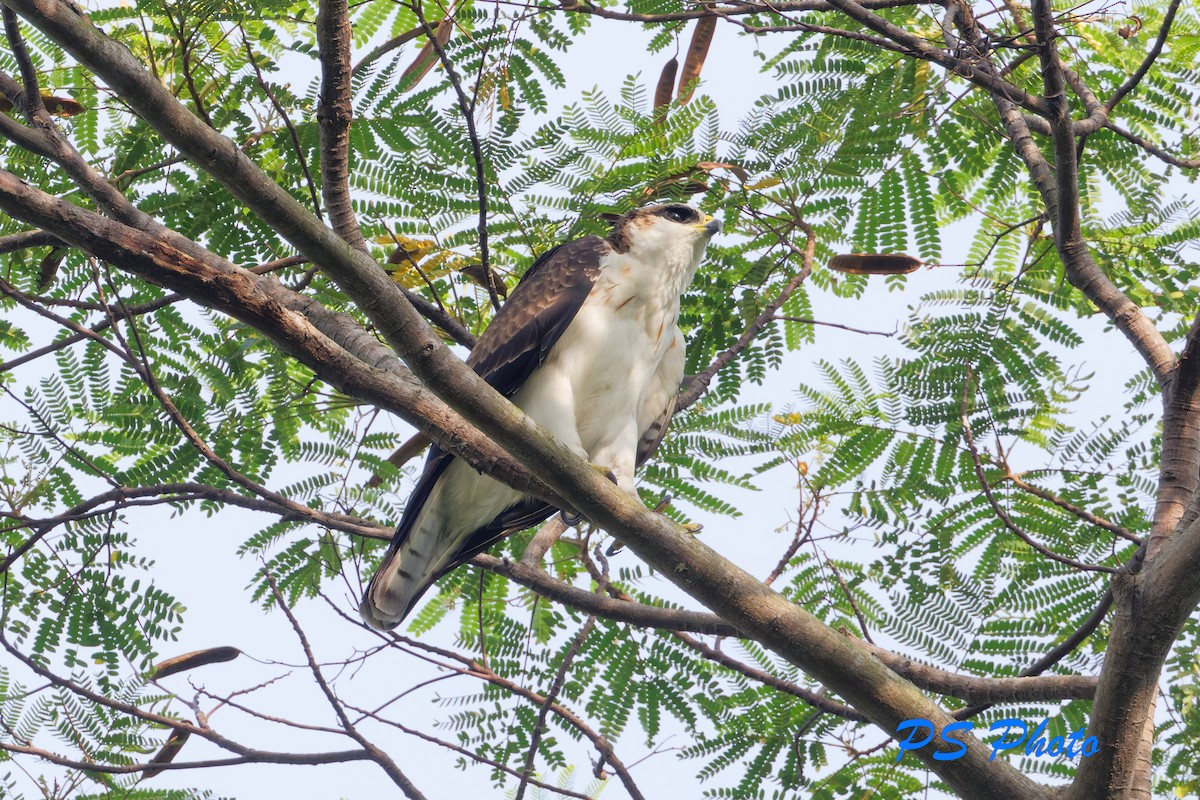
359,460,524,630
360,545,432,630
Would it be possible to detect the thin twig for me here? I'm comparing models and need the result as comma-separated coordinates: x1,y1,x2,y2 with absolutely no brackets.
679,219,814,410
1005,472,1141,544
515,559,603,799
824,557,873,643
774,315,895,337
960,373,1116,573
342,702,596,800
411,1,500,312
265,571,428,799
241,26,322,218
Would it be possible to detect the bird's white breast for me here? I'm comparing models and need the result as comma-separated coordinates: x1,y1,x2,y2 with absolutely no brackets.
511,241,699,490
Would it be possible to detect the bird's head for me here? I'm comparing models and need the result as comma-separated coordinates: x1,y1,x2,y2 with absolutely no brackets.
607,203,722,255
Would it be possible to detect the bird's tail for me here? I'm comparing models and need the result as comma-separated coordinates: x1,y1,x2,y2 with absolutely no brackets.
360,458,525,630
359,543,433,630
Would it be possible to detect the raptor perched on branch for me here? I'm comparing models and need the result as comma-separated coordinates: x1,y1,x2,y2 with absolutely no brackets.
361,204,721,629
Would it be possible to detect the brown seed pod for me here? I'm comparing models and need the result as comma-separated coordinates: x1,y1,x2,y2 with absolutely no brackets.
677,17,717,105
827,253,923,275
142,729,190,779
1117,15,1142,39
38,248,67,291
653,56,678,121
0,93,84,116
401,18,454,91
151,646,242,679
460,263,508,299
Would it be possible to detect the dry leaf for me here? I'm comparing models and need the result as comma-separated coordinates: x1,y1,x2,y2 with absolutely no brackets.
744,176,783,191
460,263,508,299
827,253,923,275
696,161,750,183
386,236,437,265
677,17,717,105
38,248,67,291
1118,16,1142,39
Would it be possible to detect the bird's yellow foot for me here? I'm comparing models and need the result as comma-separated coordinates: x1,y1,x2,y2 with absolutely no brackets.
650,491,703,533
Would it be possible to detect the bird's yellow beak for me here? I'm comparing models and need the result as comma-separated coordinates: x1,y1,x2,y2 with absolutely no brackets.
695,214,722,235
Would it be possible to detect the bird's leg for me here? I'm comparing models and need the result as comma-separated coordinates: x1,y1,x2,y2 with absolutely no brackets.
559,463,619,527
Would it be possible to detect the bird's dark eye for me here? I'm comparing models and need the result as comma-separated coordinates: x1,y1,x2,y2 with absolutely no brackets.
662,205,698,224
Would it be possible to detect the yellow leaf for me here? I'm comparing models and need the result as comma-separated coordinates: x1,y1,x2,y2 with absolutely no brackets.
744,176,782,191
385,235,438,265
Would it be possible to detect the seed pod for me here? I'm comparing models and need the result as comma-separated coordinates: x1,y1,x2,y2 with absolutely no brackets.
0,93,84,116
152,646,241,679
827,253,923,275
677,17,717,105
401,18,454,92
143,729,190,779
38,248,67,291
460,263,508,299
653,56,678,121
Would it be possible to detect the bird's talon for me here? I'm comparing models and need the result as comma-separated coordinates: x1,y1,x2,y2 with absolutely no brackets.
652,492,673,514
681,522,703,534
587,462,619,485
560,509,583,527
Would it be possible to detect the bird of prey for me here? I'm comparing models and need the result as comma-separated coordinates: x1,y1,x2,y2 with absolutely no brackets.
361,203,721,629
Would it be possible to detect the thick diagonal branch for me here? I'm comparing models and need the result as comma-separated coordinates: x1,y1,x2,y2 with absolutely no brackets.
0,169,562,511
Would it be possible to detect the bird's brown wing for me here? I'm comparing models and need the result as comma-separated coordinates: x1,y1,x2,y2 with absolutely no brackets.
465,236,609,393
381,236,611,577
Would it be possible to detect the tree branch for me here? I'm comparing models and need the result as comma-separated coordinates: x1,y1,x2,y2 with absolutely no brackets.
982,25,1176,390
1104,0,1183,115
0,168,565,510
1005,473,1140,544
0,229,60,254
317,0,366,250
266,572,427,798
0,255,306,375
472,554,1098,704
1103,120,1200,170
